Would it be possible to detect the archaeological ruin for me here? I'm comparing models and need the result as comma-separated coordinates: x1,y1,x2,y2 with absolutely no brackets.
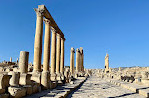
0,5,89,98
1,3,149,98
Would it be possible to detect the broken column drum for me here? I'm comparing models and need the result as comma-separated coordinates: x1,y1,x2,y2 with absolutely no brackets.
19,51,29,73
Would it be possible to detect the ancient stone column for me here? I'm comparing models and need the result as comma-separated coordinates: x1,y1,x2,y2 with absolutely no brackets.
76,48,80,72
56,33,61,74
19,51,29,73
43,19,51,72
16,58,19,64
105,53,109,73
41,19,51,89
50,27,57,81
10,57,12,62
60,38,65,74
70,48,75,75
80,47,84,72
33,8,44,72
60,37,65,80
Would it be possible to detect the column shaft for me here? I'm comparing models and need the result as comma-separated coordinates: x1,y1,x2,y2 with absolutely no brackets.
56,33,61,74
33,8,44,72
50,27,56,74
43,19,51,72
70,48,74,74
60,38,65,73
76,49,80,72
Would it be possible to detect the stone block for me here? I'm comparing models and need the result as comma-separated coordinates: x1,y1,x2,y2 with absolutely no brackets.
0,93,9,98
23,85,32,95
0,89,5,94
139,88,149,97
50,81,57,89
32,83,41,93
31,72,41,84
19,74,32,85
41,71,50,90
0,74,11,90
8,86,26,98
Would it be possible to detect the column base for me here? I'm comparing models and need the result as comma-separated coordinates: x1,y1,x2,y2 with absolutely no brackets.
41,71,50,90
31,72,41,84
51,73,57,81
19,73,32,85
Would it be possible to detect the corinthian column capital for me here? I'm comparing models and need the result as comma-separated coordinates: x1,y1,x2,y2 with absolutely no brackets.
44,19,51,25
34,8,45,17
51,27,56,33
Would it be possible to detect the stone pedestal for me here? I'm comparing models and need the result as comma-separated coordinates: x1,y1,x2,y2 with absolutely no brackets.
50,73,57,82
19,74,32,85
41,71,50,89
31,72,41,84
8,72,20,87
0,74,11,90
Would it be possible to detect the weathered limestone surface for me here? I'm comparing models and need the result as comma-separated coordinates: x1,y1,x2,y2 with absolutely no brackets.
50,27,56,81
24,77,87,98
43,18,51,72
76,48,80,72
80,47,84,72
69,76,144,98
70,48,75,75
60,38,65,80
33,8,44,72
105,53,109,73
19,51,29,73
56,33,61,75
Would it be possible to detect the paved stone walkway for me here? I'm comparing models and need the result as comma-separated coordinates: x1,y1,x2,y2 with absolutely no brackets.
68,76,145,98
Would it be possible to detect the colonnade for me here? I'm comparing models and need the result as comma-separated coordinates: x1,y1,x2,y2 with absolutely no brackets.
33,5,65,88
70,47,84,76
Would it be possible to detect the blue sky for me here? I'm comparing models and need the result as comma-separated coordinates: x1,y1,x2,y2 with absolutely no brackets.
0,0,149,69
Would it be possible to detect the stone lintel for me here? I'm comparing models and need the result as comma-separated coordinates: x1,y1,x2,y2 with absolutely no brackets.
37,5,65,39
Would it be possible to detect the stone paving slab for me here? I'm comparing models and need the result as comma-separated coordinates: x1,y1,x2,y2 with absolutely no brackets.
24,77,87,98
108,78,149,97
68,76,145,98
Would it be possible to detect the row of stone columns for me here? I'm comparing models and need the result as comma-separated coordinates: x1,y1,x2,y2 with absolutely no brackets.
33,8,65,74
70,47,84,76
32,7,65,89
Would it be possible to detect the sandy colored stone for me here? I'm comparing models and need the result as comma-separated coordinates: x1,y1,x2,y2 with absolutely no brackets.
50,27,56,74
33,8,44,72
56,33,61,74
43,18,51,72
19,51,29,73
70,48,75,75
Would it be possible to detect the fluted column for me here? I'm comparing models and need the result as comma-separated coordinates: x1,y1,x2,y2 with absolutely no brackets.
43,19,51,72
33,8,44,72
56,33,61,74
60,38,65,74
76,48,80,72
70,48,75,75
50,27,57,81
